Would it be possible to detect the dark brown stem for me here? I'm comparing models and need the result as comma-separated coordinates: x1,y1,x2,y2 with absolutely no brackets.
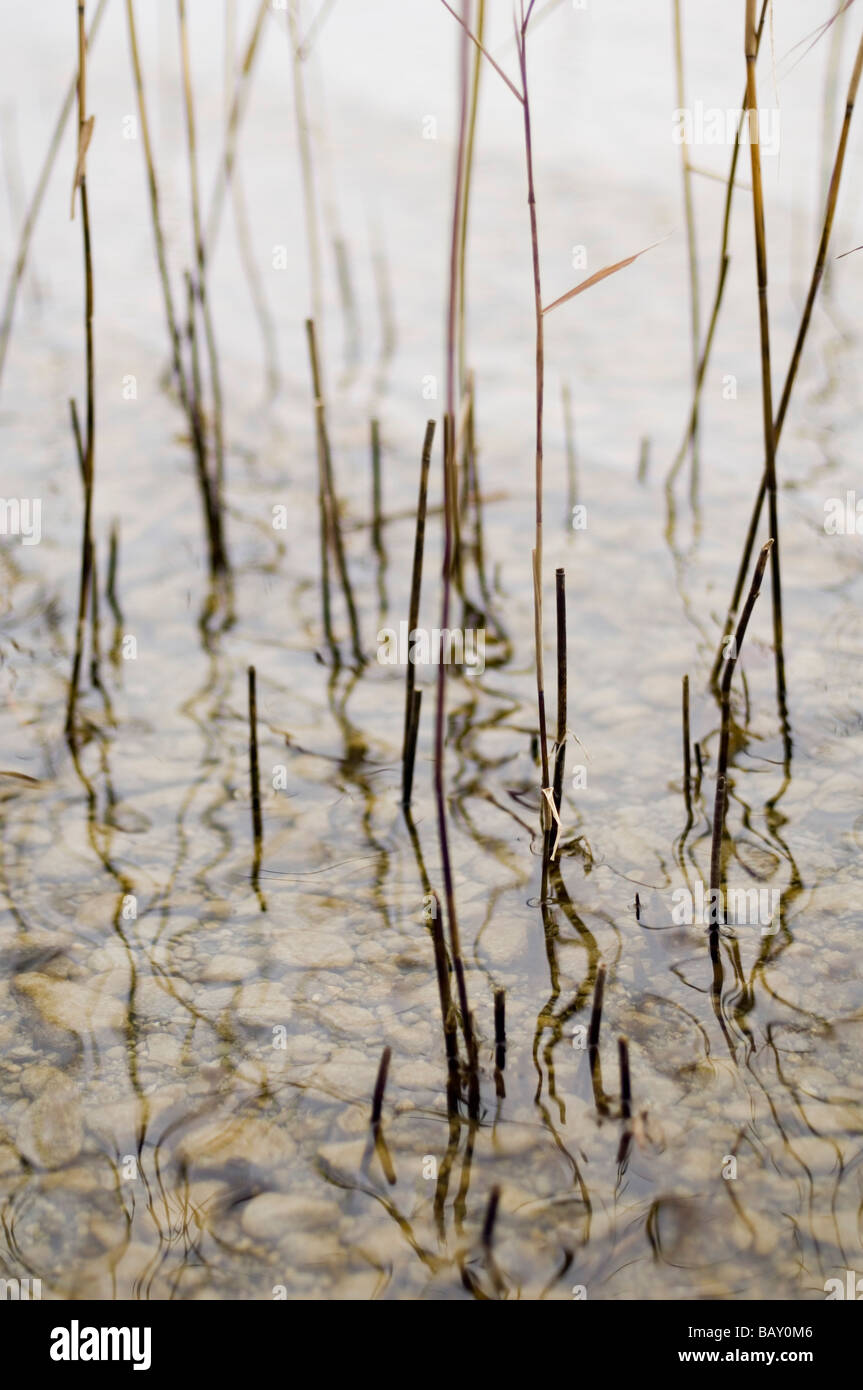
429,891,459,1073
552,566,567,814
709,540,772,957
248,665,262,895
402,689,422,809
402,420,435,804
517,22,551,800
493,987,506,1071
371,1045,391,1130
481,1184,501,1251
618,1036,631,1120
370,1045,396,1186
178,0,229,565
66,3,95,741
745,0,783,725
682,673,692,818
436,5,474,1064
305,319,362,665
588,962,606,1112
0,0,108,396
710,29,863,692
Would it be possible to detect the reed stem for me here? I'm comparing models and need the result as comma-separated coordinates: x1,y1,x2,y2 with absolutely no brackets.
178,0,228,522
402,420,436,804
66,3,95,741
248,665,263,893
516,14,551,802
618,1036,631,1120
494,987,506,1072
682,673,692,817
552,566,567,814
710,29,863,688
435,4,475,1072
745,0,783,719
0,0,108,397
708,540,772,958
305,319,362,664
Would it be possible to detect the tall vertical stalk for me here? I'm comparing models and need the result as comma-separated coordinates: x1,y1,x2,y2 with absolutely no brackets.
457,0,484,393
672,0,700,488
402,420,436,806
709,540,772,964
435,1,474,1062
288,1,324,341
711,27,863,689
516,6,551,803
744,0,784,722
66,0,96,740
0,0,108,398
178,0,229,558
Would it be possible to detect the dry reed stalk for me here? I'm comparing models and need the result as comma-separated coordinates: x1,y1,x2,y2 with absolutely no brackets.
126,0,188,413
552,567,567,815
682,673,692,818
666,0,769,494
616,1035,633,1164
493,986,506,1097
370,1045,396,1185
205,0,269,249
402,420,436,805
694,739,704,796
211,0,280,395
481,1184,501,1251
516,8,551,805
185,271,204,436
68,398,106,695
588,962,606,1111
562,380,577,522
248,665,263,895
305,319,362,664
427,892,460,1074
435,2,475,1067
68,397,95,698
370,418,386,617
457,0,485,392
370,419,383,558
402,691,422,809
180,268,227,575
288,1,324,340
66,2,96,740
744,0,783,718
435,416,474,1060
672,0,700,461
0,0,108,397
618,1036,631,1120
440,0,655,823
178,0,228,517
107,521,122,664
710,27,863,688
127,1,226,580
371,1046,390,1127
708,540,772,965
